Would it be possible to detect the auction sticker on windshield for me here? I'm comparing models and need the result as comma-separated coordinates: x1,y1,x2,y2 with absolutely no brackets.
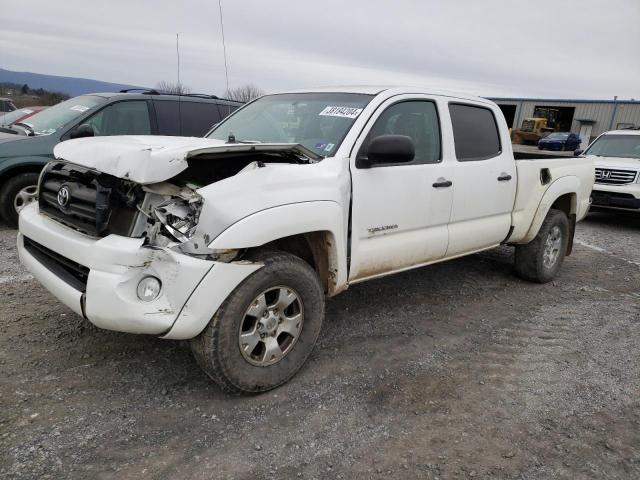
70,105,90,113
319,106,363,119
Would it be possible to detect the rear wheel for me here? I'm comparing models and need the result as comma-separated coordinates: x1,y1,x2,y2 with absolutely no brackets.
0,173,40,227
514,208,569,283
190,251,324,394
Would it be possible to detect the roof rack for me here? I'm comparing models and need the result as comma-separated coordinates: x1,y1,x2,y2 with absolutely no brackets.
119,88,160,94
183,93,219,100
117,88,239,102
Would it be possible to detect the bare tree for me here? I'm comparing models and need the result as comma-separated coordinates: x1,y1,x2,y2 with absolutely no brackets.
155,81,192,95
224,84,264,102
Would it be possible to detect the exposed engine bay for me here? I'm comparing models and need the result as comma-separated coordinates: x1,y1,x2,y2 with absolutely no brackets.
136,152,315,259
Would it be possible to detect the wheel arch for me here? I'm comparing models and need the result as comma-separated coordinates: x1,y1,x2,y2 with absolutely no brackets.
0,159,47,191
518,176,579,248
208,201,347,295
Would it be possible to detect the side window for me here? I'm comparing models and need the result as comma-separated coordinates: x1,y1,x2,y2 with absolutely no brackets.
448,103,501,161
84,101,151,136
363,100,441,165
180,102,222,137
154,100,180,136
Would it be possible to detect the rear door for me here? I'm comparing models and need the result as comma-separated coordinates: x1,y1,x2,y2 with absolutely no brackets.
153,99,181,136
349,95,454,281
179,101,222,137
445,101,516,256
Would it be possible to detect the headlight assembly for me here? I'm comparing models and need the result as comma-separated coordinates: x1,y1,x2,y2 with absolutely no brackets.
153,198,201,243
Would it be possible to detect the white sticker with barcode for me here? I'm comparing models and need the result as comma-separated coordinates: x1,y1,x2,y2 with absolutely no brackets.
319,106,363,119
70,105,89,112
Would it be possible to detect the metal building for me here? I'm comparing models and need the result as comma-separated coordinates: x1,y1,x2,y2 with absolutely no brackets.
488,97,640,150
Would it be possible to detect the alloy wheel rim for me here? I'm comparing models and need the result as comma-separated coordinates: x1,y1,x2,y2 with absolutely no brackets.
14,185,38,214
238,286,304,367
542,225,562,269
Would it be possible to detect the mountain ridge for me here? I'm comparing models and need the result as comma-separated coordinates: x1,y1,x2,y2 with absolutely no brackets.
0,68,144,96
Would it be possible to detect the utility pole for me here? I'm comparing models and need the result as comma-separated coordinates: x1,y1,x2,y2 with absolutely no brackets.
218,0,230,96
608,95,618,130
176,33,181,87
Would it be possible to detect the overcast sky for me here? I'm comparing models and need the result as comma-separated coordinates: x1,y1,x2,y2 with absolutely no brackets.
2,0,639,99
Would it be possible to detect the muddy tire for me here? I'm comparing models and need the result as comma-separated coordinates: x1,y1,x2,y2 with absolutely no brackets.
514,208,570,283
0,173,40,227
190,251,324,394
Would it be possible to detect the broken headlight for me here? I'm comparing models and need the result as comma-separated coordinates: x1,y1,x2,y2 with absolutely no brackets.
153,197,201,243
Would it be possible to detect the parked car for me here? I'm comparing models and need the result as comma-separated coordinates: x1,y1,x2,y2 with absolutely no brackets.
0,106,48,130
0,90,241,226
18,87,594,393
578,128,640,212
0,98,17,113
538,132,581,151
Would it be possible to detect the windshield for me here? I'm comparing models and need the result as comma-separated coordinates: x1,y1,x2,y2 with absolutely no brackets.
0,108,35,127
547,133,569,139
207,93,373,156
584,134,640,159
19,95,105,135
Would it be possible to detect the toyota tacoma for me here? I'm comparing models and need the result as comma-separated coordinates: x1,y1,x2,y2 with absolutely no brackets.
18,87,594,393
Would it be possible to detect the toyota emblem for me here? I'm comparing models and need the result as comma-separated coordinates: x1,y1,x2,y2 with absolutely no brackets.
57,185,70,208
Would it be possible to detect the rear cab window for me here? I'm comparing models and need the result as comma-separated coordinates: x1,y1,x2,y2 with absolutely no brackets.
448,103,501,161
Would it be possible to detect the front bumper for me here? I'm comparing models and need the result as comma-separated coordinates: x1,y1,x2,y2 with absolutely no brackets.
591,182,640,211
18,203,261,339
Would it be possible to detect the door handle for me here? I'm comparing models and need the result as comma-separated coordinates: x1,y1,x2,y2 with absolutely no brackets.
497,174,512,182
432,179,453,188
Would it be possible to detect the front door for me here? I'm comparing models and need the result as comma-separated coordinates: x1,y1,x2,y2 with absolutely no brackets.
349,96,454,281
446,102,517,256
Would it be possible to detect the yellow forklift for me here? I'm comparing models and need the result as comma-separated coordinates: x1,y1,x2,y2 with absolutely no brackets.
513,107,559,145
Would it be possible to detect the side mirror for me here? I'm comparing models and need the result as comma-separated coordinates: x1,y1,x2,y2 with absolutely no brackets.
573,149,584,156
358,135,415,168
69,124,95,139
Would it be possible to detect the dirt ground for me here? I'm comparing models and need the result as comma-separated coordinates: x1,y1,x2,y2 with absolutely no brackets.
1,211,639,479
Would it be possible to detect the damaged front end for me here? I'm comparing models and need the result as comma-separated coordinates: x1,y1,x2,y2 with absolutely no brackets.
139,182,238,262
45,141,321,263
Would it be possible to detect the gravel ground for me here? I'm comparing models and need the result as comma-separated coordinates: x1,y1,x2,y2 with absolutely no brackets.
1,211,639,479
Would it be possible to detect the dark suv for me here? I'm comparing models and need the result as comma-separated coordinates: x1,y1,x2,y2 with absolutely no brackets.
0,90,241,226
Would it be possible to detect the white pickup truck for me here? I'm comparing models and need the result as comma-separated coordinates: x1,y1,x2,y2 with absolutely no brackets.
17,87,594,393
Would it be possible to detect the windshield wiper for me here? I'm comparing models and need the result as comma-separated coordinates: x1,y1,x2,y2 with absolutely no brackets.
12,122,35,136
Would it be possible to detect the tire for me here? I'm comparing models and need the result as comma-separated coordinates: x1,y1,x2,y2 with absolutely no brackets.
514,208,570,283
0,172,40,227
190,250,325,394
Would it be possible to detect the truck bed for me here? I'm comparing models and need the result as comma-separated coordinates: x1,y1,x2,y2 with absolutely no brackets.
509,157,594,244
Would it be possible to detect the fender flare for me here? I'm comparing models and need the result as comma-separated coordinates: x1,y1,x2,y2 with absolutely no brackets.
518,176,578,245
209,200,348,292
0,156,50,186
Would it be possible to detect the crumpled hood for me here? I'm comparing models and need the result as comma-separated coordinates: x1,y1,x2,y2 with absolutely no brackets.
53,135,321,184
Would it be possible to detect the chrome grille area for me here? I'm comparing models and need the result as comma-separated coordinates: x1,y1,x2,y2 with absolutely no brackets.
38,161,143,237
594,168,638,185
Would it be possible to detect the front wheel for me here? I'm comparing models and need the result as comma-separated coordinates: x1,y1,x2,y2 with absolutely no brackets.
514,209,570,283
0,172,40,227
190,251,325,394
